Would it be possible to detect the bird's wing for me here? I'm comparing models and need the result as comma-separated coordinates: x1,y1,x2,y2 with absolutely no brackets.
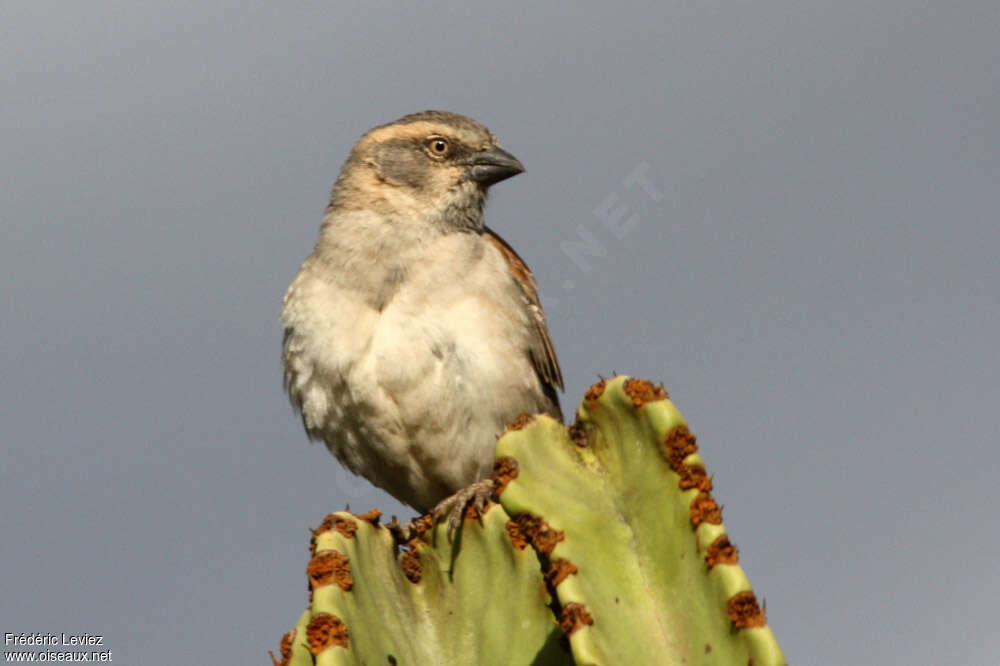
484,228,564,413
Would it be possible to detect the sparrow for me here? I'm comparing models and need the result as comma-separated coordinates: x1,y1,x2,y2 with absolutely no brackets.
281,110,563,521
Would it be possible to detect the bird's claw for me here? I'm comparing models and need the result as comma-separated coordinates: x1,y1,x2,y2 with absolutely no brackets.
387,516,416,543
431,478,495,540
387,513,435,544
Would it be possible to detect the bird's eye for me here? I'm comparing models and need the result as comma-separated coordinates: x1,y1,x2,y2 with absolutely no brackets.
426,137,450,157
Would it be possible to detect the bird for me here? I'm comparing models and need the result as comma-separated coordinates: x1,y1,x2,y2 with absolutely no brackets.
281,110,563,525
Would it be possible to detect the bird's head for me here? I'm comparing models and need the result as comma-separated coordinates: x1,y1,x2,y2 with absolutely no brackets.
328,110,524,231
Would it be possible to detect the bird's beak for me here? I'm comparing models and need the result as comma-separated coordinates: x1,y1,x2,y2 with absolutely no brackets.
465,147,525,186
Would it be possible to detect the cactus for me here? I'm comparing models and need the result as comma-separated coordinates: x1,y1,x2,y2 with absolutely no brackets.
270,507,568,666
272,376,786,665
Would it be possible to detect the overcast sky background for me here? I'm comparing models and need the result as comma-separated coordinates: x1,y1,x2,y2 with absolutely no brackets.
3,2,998,663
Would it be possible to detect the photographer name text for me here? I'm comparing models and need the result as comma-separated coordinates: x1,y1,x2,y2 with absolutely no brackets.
5,633,104,647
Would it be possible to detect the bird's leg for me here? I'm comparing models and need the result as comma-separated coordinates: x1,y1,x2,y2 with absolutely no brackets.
431,478,496,540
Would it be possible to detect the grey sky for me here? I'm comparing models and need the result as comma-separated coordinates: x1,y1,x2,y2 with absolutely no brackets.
2,1,998,663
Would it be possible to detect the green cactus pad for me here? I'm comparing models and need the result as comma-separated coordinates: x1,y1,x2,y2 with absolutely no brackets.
271,507,569,665
495,376,785,665
273,376,785,665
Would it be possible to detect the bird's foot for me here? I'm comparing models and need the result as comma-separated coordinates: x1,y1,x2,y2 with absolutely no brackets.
431,478,496,540
387,514,433,544
387,515,416,543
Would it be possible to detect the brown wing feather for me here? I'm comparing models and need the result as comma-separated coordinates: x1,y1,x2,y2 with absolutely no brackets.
484,228,564,413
